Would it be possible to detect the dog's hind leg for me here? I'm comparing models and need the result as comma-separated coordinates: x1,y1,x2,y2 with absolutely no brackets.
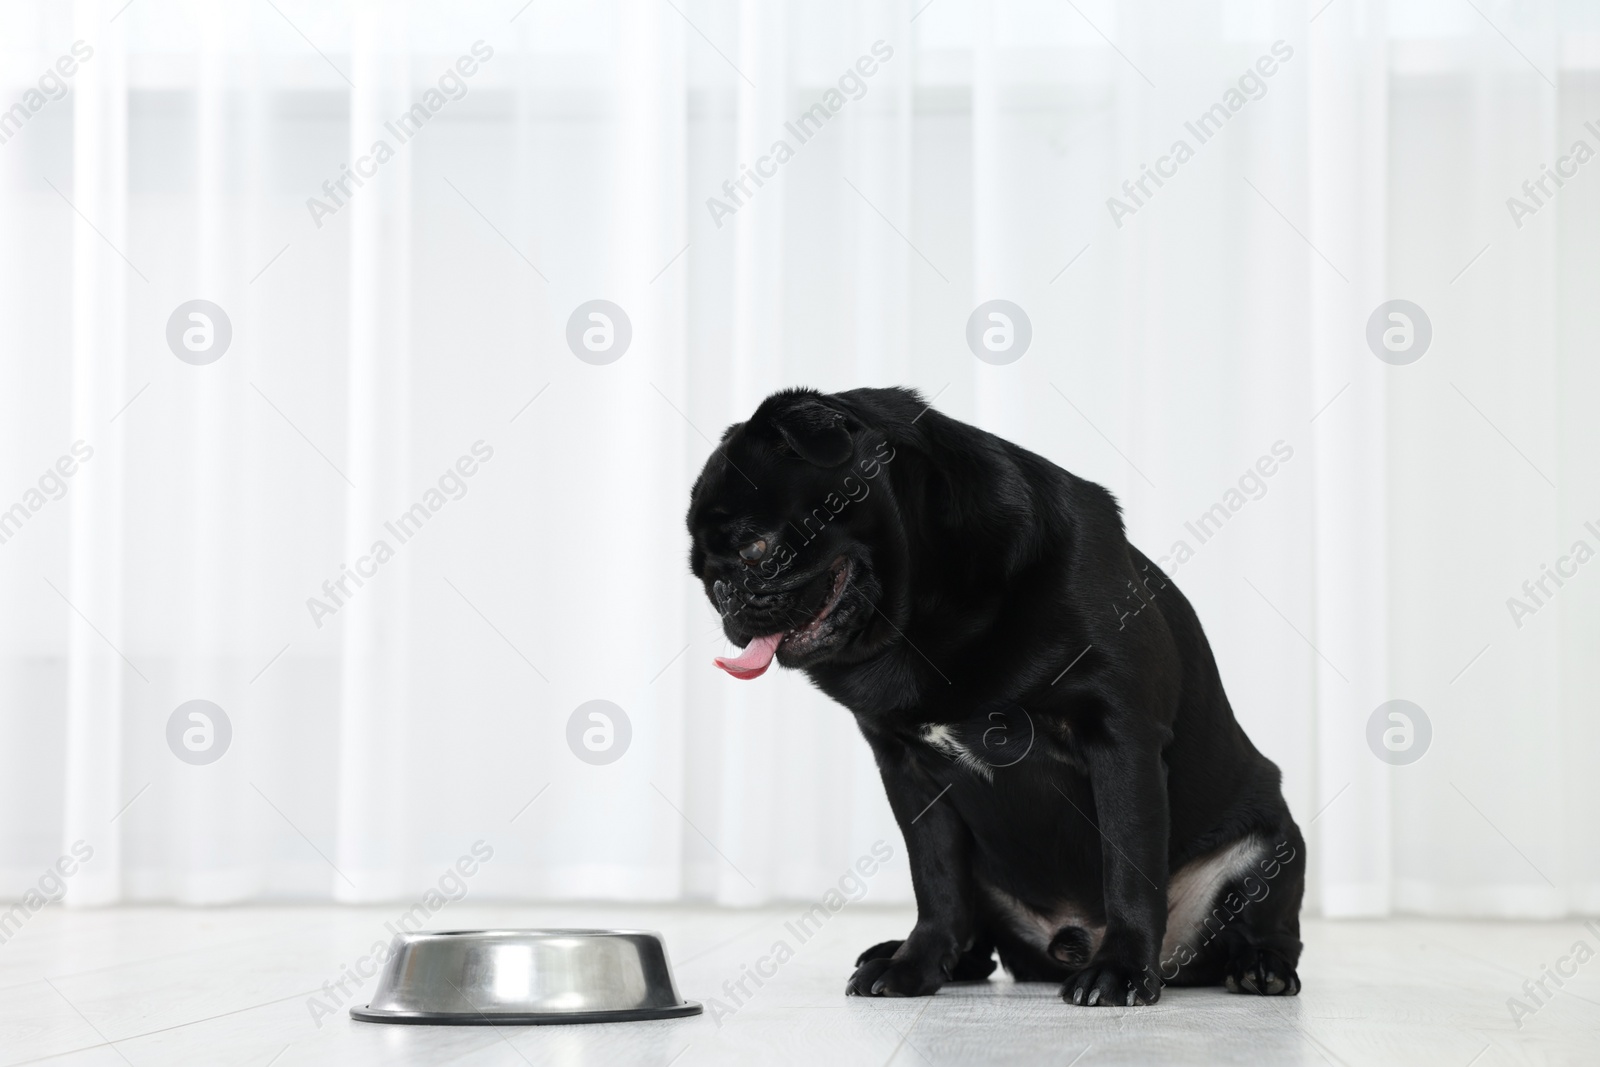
1161,820,1305,994
1194,830,1306,994
1219,823,1305,995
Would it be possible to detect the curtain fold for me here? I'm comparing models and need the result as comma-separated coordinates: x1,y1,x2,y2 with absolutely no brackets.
59,0,131,907
329,0,414,902
1308,0,1393,918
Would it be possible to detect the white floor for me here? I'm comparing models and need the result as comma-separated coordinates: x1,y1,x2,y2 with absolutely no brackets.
2,904,1597,1066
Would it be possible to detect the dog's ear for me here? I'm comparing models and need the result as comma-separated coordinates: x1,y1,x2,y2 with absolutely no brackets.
773,399,853,468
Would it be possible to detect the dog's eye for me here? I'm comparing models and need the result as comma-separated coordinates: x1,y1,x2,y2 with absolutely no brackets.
739,539,768,563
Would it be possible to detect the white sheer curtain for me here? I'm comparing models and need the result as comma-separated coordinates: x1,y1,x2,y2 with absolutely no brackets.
1,0,1596,918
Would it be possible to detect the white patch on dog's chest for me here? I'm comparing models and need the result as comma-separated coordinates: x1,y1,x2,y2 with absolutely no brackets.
918,723,994,781
919,723,966,758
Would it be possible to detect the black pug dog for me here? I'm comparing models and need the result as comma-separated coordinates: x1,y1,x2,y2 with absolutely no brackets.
686,386,1304,1006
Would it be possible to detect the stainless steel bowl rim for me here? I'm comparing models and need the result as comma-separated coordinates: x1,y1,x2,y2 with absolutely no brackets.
352,927,701,1025
349,1002,704,1025
421,928,664,937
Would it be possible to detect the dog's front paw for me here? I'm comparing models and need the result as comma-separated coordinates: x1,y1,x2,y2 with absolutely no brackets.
1223,947,1300,996
846,954,944,997
854,939,903,967
1062,958,1161,1007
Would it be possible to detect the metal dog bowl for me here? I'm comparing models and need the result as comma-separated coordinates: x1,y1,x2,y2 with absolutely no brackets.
350,929,702,1025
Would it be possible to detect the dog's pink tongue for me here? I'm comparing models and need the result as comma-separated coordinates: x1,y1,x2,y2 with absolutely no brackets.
714,633,783,680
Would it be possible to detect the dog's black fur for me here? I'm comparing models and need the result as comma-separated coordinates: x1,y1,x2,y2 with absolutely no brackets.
686,387,1304,1006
